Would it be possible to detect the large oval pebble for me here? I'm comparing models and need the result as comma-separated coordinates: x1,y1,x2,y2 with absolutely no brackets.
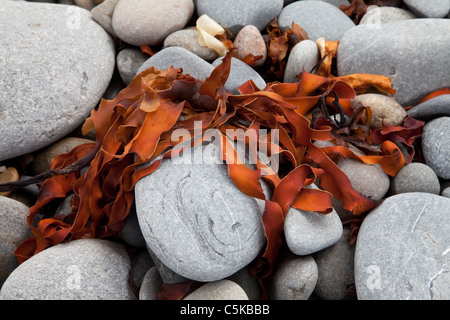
355,193,450,300
0,239,136,300
337,19,450,106
196,0,283,35
0,1,115,161
134,143,266,282
112,0,194,46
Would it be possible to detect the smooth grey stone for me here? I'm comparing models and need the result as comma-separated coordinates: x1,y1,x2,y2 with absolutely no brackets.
183,280,249,300
270,252,318,300
74,0,95,10
337,152,390,201
442,187,450,198
403,0,450,18
0,196,32,286
136,46,214,81
307,0,350,7
120,209,147,248
212,57,266,94
112,0,194,46
135,142,266,282
90,0,119,37
283,40,319,83
333,150,390,221
422,117,450,179
117,48,149,85
359,6,417,25
139,267,163,300
196,0,283,35
284,184,343,256
278,1,355,41
407,95,450,121
0,1,115,161
131,250,154,289
226,267,262,300
337,19,450,107
393,162,441,195
313,228,356,300
164,29,218,62
355,193,450,300
0,239,136,300
145,245,188,284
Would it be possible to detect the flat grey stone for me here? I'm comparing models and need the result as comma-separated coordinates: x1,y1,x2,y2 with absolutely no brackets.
134,143,266,282
284,184,343,256
0,1,115,161
284,40,320,83
355,193,450,300
270,252,318,300
422,117,450,179
0,196,32,286
407,94,450,121
183,280,249,300
212,57,267,94
359,6,417,25
337,19,450,107
404,0,450,18
112,0,194,46
393,162,441,195
278,1,355,41
313,228,356,300
137,46,214,81
196,0,283,35
0,239,136,300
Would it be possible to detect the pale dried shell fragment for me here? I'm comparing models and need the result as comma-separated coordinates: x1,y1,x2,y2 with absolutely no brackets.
196,14,225,37
196,14,228,57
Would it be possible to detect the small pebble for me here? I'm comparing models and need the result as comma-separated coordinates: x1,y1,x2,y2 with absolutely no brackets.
233,25,267,68
112,0,194,46
284,39,319,83
163,29,218,62
393,162,441,195
270,252,318,300
352,93,407,129
183,280,249,300
422,117,450,179
139,267,163,300
117,48,149,85
313,228,356,300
